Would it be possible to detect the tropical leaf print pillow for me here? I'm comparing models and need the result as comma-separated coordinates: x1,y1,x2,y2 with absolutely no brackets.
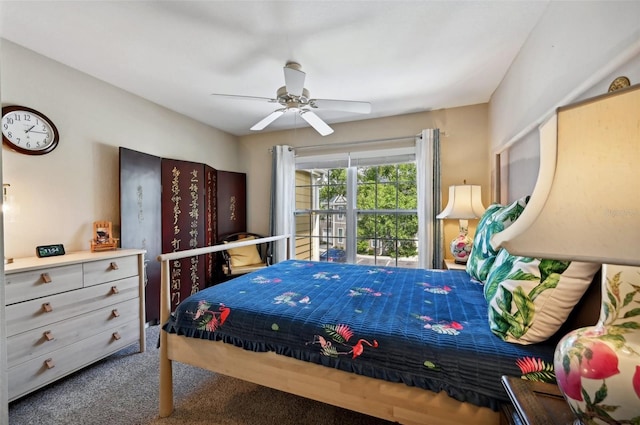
484,249,600,344
466,196,529,283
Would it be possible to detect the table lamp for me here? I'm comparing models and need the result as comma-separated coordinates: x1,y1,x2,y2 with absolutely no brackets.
492,85,639,423
437,184,486,264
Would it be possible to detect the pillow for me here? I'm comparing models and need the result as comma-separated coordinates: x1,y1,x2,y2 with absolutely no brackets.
484,248,600,344
466,196,529,283
225,236,263,267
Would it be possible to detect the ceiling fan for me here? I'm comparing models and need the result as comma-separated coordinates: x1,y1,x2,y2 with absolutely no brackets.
211,62,372,136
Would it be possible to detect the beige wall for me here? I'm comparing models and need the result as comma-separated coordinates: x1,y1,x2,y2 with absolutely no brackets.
237,103,490,260
1,40,240,259
489,1,640,201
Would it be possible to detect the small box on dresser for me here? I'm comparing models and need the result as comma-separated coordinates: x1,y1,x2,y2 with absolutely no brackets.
4,249,146,401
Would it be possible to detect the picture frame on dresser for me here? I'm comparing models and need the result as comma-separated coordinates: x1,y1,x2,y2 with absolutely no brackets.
90,221,119,252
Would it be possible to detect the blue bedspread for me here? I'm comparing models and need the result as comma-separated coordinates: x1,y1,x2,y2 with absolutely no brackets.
163,260,557,410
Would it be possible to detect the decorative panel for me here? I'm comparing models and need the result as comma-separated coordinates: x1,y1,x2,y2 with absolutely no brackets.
204,165,217,286
119,147,162,323
161,159,206,307
216,170,247,239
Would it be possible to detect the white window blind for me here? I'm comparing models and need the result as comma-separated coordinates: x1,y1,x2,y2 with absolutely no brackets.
295,147,416,170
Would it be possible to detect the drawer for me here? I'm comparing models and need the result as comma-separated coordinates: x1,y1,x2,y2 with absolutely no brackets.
7,298,140,368
83,255,139,287
8,319,141,402
6,276,140,337
5,264,83,305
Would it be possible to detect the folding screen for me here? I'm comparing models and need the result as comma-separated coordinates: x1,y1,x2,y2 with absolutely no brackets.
120,148,245,322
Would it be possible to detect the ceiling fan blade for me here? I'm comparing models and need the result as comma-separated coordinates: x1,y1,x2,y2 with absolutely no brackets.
250,110,285,131
283,63,305,97
311,99,372,114
211,93,277,103
299,110,334,136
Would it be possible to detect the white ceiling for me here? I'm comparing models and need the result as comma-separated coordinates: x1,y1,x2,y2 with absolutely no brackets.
0,1,550,137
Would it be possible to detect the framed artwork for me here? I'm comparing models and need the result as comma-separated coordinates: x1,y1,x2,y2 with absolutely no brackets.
91,220,119,252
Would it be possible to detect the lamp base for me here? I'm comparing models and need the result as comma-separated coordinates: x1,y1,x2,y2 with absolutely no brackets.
450,232,473,264
554,264,640,424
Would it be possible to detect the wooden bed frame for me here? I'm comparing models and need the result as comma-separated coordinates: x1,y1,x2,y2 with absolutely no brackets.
157,235,600,425
158,235,501,425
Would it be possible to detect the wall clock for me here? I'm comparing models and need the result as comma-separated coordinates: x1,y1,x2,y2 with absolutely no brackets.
1,105,60,155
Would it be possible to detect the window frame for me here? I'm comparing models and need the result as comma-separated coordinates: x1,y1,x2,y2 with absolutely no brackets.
295,155,419,267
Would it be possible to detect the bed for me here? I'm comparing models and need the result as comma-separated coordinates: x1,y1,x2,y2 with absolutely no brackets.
157,235,599,425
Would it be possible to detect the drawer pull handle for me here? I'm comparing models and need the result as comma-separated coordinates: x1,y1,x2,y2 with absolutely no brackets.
45,358,55,369
42,302,53,312
111,286,119,294
110,262,119,270
43,331,55,341
112,332,121,340
41,273,52,283
112,309,120,318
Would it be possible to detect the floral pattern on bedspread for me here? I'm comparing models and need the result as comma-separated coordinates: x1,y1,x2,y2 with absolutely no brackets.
307,324,379,358
163,260,559,411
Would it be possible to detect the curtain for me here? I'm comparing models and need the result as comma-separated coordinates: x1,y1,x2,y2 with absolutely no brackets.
269,145,296,263
416,129,443,269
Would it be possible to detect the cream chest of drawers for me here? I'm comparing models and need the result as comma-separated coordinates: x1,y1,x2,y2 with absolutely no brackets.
4,249,146,401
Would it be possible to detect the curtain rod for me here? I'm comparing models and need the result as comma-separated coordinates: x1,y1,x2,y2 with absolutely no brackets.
291,134,419,153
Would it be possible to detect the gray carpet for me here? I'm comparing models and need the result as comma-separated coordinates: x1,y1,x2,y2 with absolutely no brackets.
9,326,395,425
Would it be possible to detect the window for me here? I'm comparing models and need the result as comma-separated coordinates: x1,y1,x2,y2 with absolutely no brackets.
272,130,440,269
295,157,419,268
356,163,418,267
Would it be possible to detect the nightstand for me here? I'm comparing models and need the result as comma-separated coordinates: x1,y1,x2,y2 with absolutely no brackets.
501,375,575,425
443,259,467,271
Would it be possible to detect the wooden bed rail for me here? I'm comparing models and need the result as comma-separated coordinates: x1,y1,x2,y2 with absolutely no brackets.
157,234,291,417
156,234,291,262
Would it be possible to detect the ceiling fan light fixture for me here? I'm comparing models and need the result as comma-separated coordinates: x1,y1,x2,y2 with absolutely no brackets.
276,86,310,108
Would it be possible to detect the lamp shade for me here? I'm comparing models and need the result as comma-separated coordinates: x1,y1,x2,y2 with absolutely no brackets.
436,185,486,219
491,85,640,267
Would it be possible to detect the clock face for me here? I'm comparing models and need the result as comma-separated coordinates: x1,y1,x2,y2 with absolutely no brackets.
1,105,59,155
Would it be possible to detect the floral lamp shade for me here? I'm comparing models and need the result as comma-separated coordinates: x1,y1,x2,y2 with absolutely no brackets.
437,184,485,264
492,85,640,423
